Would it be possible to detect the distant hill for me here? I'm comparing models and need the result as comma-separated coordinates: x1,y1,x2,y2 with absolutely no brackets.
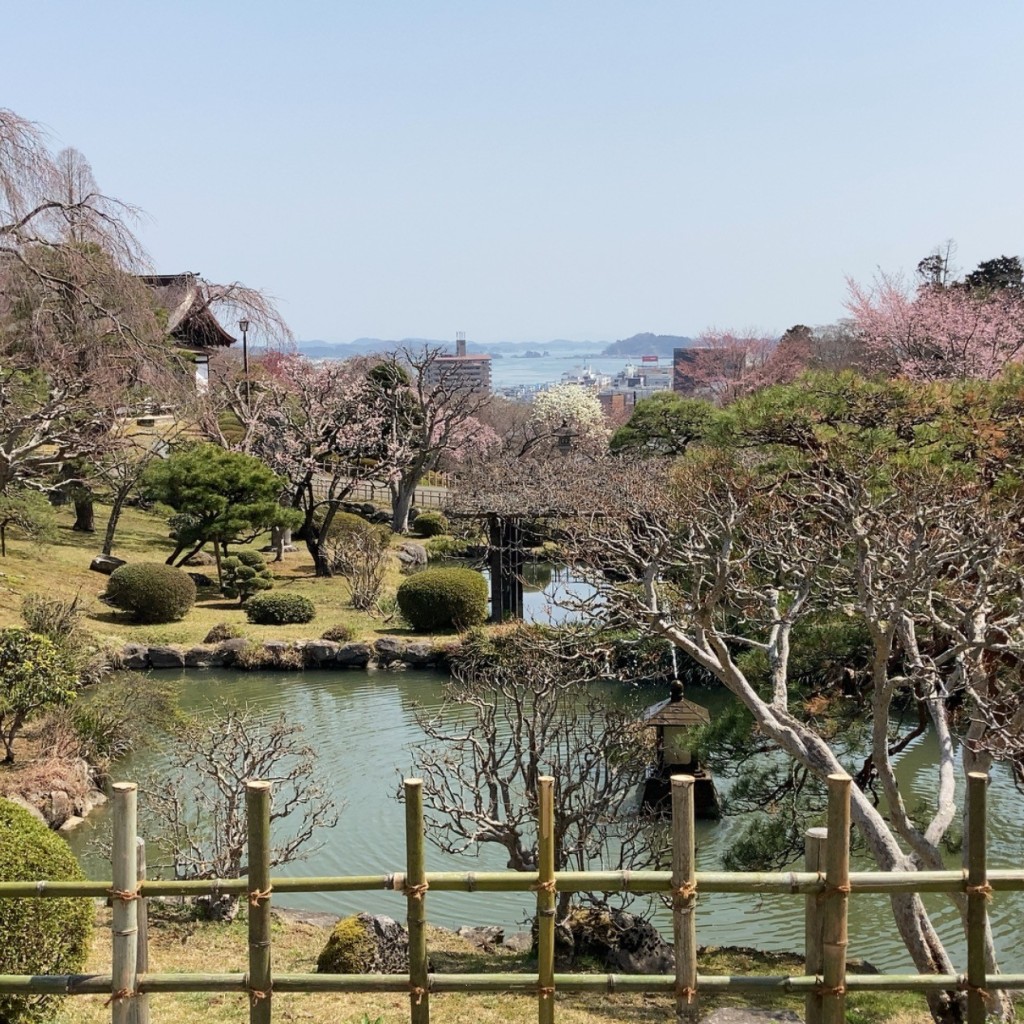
601,333,694,357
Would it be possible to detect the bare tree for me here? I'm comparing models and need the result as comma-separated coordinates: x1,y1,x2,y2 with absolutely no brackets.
144,707,337,916
407,629,652,917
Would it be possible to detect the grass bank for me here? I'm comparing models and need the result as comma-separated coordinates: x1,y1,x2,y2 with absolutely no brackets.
0,502,433,649
55,906,934,1024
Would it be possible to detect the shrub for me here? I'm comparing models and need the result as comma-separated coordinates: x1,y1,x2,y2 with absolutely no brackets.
20,593,87,648
411,510,449,538
0,799,93,1023
397,568,488,632
204,622,244,644
424,535,469,560
221,550,273,604
321,624,355,643
245,592,316,626
104,563,197,624
233,641,304,671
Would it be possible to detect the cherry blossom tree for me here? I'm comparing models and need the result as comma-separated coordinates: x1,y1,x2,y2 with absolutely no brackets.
845,270,1024,381
677,328,807,403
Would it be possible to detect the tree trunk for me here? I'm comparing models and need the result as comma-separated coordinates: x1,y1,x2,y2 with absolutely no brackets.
72,492,95,532
391,478,417,533
101,494,127,556
0,523,5,558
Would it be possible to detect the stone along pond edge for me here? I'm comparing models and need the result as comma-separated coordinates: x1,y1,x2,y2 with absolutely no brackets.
118,636,443,671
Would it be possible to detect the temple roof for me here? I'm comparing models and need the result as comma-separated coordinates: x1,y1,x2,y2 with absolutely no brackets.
140,273,236,350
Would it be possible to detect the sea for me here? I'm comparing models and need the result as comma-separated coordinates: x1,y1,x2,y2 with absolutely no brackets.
489,353,658,392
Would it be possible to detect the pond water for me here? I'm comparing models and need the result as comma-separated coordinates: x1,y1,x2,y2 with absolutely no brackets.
66,668,1024,974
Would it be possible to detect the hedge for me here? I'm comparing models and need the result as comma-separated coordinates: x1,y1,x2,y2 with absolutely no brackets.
104,563,197,623
411,510,449,538
0,799,93,1023
397,567,488,632
245,592,317,625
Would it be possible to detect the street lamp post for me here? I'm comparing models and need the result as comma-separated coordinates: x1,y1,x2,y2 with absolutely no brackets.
238,318,250,399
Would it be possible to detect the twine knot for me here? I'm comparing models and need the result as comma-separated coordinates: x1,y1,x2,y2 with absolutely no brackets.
409,985,427,1005
249,987,272,1005
530,879,557,895
403,881,430,901
103,989,134,1007
107,888,141,902
965,882,993,902
538,986,556,1000
248,886,273,907
672,881,697,902
675,985,697,1004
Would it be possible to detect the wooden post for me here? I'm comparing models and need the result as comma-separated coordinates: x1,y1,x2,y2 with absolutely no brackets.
130,837,150,1024
110,783,138,1024
536,776,556,1024
671,775,698,1023
965,771,989,1024
804,826,828,1024
405,778,430,1024
821,774,851,1024
246,780,272,1024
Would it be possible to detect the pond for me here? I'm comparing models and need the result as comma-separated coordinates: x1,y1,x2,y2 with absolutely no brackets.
66,668,1024,973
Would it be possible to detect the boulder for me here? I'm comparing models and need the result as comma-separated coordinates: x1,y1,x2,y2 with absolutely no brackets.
187,572,217,590
304,640,340,667
456,925,504,950
59,815,85,832
395,542,428,567
369,509,391,525
704,1012,801,1024
183,550,216,566
120,643,150,670
89,554,126,575
184,645,217,668
336,642,372,668
148,645,186,669
360,503,377,518
317,913,409,974
214,637,250,666
374,638,406,666
502,931,533,953
402,642,435,669
559,907,675,974
3,794,46,824
44,790,73,828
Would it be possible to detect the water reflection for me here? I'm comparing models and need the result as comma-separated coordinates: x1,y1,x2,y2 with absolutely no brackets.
66,670,1024,973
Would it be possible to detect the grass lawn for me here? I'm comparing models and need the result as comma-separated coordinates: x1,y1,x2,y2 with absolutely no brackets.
0,502,430,649
54,906,936,1024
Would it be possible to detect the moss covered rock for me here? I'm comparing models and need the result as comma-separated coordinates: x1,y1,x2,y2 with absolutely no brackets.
0,798,93,1022
316,913,409,974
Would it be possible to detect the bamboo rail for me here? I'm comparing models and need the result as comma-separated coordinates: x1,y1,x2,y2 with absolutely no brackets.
0,771,1019,1023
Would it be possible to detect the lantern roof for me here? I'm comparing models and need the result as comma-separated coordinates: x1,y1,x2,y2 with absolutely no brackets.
642,697,711,729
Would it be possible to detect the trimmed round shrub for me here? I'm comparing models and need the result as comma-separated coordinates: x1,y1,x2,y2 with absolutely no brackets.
104,563,197,623
397,567,488,632
0,798,93,1023
411,510,449,538
321,623,355,643
222,550,273,603
245,592,316,626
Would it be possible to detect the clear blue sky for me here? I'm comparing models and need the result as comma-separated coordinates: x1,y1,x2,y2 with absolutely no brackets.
5,1,1022,344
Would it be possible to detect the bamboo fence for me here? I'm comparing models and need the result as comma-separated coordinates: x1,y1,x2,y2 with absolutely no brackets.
0,771,1019,1024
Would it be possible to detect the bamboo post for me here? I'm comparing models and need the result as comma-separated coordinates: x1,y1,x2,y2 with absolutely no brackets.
821,774,851,1024
130,837,150,1024
536,776,556,1024
110,783,139,1024
671,775,698,1023
405,778,430,1024
246,780,273,1024
965,771,989,1024
803,826,827,1024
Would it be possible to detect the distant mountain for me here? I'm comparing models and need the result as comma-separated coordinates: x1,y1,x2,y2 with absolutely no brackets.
601,333,694,357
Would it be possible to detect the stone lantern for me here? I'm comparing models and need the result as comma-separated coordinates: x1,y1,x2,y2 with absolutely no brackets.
641,680,720,818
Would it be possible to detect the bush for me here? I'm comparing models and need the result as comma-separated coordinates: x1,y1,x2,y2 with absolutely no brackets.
424,535,470,560
397,568,488,632
321,624,355,643
0,799,93,1023
411,510,449,538
104,563,197,623
204,622,244,644
222,550,273,604
245,592,316,626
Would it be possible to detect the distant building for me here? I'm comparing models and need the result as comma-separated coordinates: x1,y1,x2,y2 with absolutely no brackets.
140,273,237,369
427,332,492,393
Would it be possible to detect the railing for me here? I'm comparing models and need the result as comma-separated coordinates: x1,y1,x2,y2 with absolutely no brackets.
0,772,1019,1024
311,477,449,509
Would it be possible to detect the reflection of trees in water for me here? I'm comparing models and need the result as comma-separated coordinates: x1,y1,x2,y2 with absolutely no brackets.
521,561,554,591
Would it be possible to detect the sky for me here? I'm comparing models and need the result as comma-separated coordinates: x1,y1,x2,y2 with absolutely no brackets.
4,1,1023,345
